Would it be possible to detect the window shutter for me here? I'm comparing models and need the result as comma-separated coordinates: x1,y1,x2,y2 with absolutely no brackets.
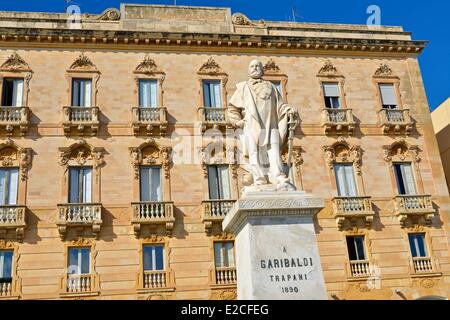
140,167,150,201
213,82,222,108
203,82,211,108
218,166,231,200
69,168,80,203
401,164,417,195
379,84,397,106
72,80,80,106
323,83,340,97
0,169,7,205
150,80,158,108
150,167,161,201
84,80,92,107
208,166,220,200
83,168,92,203
344,165,357,197
13,79,24,107
7,168,19,205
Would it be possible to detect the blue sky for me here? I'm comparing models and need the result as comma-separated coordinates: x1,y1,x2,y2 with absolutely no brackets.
0,0,448,111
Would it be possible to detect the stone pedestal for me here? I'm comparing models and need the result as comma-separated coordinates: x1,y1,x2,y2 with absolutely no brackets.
222,191,328,300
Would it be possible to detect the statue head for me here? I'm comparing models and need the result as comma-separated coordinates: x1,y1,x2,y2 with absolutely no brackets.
248,59,264,79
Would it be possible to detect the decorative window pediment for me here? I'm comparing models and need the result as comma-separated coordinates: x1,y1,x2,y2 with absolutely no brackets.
134,55,164,76
199,142,237,178
130,139,172,180
317,60,343,78
323,141,362,174
58,139,105,170
68,53,98,72
383,140,420,164
0,140,32,181
373,63,398,79
198,57,227,76
263,59,283,76
0,52,32,73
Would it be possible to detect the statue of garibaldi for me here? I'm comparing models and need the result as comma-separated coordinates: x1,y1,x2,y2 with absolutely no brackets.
228,59,299,192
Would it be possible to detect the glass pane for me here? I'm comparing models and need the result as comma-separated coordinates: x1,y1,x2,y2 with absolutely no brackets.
81,248,90,274
140,167,150,201
154,245,164,270
2,79,14,106
394,164,406,195
82,167,92,203
7,168,19,205
355,236,366,260
84,80,92,107
203,82,211,108
344,165,357,197
0,169,7,205
401,164,417,195
143,245,153,270
409,234,427,257
150,167,161,201
12,79,24,107
0,251,13,279
72,79,80,106
218,166,231,200
68,248,79,274
224,242,235,267
208,166,220,200
379,84,397,107
139,80,158,108
214,243,223,267
69,168,80,203
346,237,357,261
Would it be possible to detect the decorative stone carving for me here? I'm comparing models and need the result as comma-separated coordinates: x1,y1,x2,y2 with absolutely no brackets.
134,55,162,75
383,140,420,164
198,143,236,177
58,140,105,171
0,52,31,72
263,58,281,75
231,13,265,26
211,289,237,300
96,8,120,21
317,60,341,77
374,63,395,77
129,139,172,180
198,57,225,75
69,53,98,71
0,140,32,181
322,141,363,174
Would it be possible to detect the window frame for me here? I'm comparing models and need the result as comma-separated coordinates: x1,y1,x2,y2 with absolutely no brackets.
68,166,93,204
0,167,20,206
71,78,93,107
207,164,232,200
373,78,403,111
0,250,13,281
142,244,165,271
407,233,428,258
393,162,418,195
67,246,91,275
213,240,236,268
139,165,162,202
346,235,367,261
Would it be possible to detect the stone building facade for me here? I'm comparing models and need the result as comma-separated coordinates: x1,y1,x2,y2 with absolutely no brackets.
432,98,450,193
0,4,448,300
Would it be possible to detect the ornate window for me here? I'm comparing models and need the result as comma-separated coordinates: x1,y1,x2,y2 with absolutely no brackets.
210,233,237,296
130,139,174,237
63,53,101,136
137,236,175,294
383,140,434,227
199,142,238,234
406,230,440,275
373,64,413,135
0,240,21,299
0,140,31,242
60,238,99,298
132,55,168,136
323,141,374,230
263,59,288,102
57,140,105,240
317,61,354,136
197,57,229,132
0,52,32,136
342,230,374,279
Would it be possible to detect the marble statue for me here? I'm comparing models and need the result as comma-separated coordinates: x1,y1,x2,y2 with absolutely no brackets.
228,59,299,192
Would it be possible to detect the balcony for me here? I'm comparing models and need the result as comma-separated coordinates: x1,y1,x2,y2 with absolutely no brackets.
321,108,355,136
62,106,100,136
0,107,30,136
378,109,413,136
412,257,434,274
60,273,99,297
393,195,435,227
214,267,237,286
131,201,175,237
0,205,26,242
136,269,175,293
131,107,168,136
198,107,230,132
56,203,102,240
349,260,371,278
331,197,375,230
0,278,21,299
202,199,236,234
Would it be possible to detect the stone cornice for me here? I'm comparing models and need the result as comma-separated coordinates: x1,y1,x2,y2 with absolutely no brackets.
0,27,427,55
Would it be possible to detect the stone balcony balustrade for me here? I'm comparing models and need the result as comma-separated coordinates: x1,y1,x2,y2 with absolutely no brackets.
136,269,175,293
393,195,435,227
0,106,30,136
201,199,236,234
214,266,237,286
321,108,355,136
378,108,413,135
331,196,375,230
412,257,434,274
56,203,102,239
349,260,371,278
197,107,230,132
0,205,26,242
131,107,168,136
62,106,100,136
0,278,21,299
60,273,99,297
131,201,175,237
